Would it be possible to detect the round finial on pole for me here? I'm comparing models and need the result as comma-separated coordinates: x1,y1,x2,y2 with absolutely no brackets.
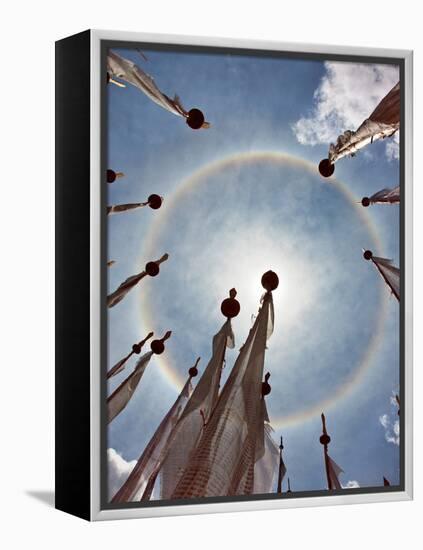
221,288,241,318
132,343,142,354
151,330,172,355
145,261,160,277
132,331,153,354
186,108,205,130
148,194,163,210
319,433,331,445
361,197,370,207
363,250,373,261
261,372,271,397
318,158,335,178
189,357,201,378
261,270,279,292
107,169,117,183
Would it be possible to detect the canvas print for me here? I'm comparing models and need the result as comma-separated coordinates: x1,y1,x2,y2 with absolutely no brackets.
104,43,401,507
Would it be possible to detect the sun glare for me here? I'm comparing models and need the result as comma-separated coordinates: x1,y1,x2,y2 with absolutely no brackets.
212,231,318,338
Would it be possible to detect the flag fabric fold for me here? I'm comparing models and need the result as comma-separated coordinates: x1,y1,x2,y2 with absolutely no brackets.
328,82,400,164
107,202,148,215
107,351,153,424
367,186,400,205
158,319,235,500
326,454,344,490
107,271,146,308
371,255,400,301
107,50,188,118
107,352,132,379
111,374,194,502
170,292,275,499
253,405,280,494
107,253,168,308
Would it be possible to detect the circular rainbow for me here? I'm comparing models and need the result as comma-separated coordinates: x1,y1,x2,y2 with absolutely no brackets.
140,151,388,428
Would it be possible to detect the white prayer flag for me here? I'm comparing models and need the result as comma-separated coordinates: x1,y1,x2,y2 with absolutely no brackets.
326,454,344,490
107,202,148,215
159,320,235,499
171,292,275,498
111,375,193,502
107,253,169,308
363,186,400,206
107,51,210,129
328,82,400,165
107,351,153,424
369,254,400,301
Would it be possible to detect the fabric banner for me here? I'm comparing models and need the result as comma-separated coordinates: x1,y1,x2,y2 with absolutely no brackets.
328,82,400,164
107,202,148,215
158,320,235,500
372,255,400,301
368,186,400,205
326,454,344,490
107,253,168,308
107,351,153,424
111,375,193,502
171,293,275,499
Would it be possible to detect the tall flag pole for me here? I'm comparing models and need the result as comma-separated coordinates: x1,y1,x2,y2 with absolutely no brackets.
318,82,400,177
155,289,240,500
107,331,171,424
252,374,280,495
277,436,287,494
320,413,332,490
111,359,199,503
361,186,400,207
107,253,169,308
320,413,344,490
107,50,210,130
107,194,163,215
107,332,154,379
171,271,279,499
363,250,400,301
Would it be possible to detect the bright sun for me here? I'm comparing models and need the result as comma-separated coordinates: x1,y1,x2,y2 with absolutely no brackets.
211,230,318,338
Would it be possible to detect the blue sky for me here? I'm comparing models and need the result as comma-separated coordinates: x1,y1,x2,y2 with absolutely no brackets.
106,47,400,497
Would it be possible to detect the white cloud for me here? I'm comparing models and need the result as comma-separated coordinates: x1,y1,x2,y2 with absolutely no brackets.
385,134,400,161
379,413,389,429
292,61,399,160
379,402,400,446
343,480,360,489
107,448,137,500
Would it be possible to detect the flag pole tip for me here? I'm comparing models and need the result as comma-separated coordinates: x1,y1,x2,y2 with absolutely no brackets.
107,168,121,183
261,270,279,291
221,288,241,318
151,331,171,354
189,357,201,377
145,261,160,276
318,158,335,178
361,197,370,207
148,194,163,210
261,371,271,397
363,250,373,261
132,343,142,354
186,108,205,130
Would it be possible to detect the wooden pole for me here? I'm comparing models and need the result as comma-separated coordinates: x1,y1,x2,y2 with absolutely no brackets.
277,436,284,494
320,413,332,490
